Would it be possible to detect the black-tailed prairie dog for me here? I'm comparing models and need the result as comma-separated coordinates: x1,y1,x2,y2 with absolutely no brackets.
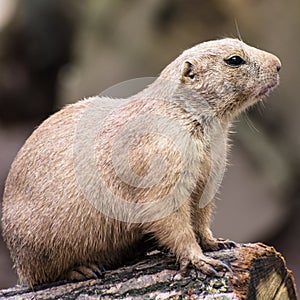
2,38,281,286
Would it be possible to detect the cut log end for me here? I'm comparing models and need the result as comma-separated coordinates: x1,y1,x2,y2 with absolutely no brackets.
0,243,297,299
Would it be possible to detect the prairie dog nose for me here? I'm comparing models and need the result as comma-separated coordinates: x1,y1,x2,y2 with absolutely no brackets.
273,56,281,72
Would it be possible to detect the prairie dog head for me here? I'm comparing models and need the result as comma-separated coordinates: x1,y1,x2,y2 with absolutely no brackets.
161,38,281,122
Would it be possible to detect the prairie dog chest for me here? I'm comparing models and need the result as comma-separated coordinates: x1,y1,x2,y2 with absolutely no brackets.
190,124,229,203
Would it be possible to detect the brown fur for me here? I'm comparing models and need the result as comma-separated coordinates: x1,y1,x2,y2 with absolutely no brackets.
1,38,281,286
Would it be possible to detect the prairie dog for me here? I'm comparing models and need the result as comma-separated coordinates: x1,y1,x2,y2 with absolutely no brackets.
2,38,281,286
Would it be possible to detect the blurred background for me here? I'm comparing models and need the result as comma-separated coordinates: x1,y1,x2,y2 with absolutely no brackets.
0,0,299,292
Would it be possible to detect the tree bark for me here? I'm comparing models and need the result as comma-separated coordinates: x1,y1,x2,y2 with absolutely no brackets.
0,243,297,300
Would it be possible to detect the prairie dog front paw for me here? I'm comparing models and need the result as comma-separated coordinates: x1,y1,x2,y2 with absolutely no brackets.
179,246,230,276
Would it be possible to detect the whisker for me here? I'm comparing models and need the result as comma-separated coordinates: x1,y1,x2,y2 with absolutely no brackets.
257,100,266,115
243,112,260,133
234,19,243,42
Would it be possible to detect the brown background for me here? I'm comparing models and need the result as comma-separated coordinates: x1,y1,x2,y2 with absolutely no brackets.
0,0,299,293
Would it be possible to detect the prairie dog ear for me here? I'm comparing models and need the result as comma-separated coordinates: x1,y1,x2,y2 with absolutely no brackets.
181,60,196,82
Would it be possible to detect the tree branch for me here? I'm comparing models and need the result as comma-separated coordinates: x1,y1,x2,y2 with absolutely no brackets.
0,243,297,299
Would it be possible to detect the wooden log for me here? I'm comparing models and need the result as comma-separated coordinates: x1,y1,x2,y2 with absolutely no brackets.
0,243,297,300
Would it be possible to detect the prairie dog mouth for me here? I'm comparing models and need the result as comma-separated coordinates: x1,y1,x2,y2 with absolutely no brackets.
257,77,280,98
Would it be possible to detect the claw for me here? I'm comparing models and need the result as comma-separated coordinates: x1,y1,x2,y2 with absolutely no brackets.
216,238,238,249
201,238,238,252
216,261,231,272
180,254,231,278
205,258,231,273
67,263,103,282
179,258,189,271
89,263,104,277
200,264,218,277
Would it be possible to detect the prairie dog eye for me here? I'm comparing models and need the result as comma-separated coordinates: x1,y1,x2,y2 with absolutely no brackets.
224,55,246,67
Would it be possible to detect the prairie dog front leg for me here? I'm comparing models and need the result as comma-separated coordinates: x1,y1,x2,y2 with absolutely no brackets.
143,200,229,275
192,200,237,251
